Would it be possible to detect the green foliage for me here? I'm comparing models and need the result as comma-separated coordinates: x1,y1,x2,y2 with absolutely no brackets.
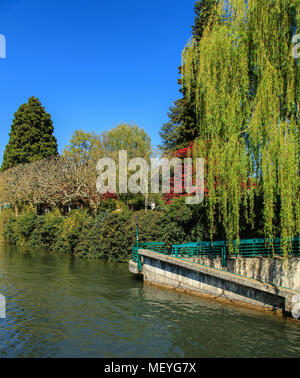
26,211,61,249
160,0,299,256
0,209,14,242
16,213,38,243
1,204,210,261
160,96,199,151
181,0,300,253
73,216,107,259
160,198,205,247
101,122,153,209
132,210,164,244
1,97,58,171
3,200,268,260
103,122,152,161
57,210,90,253
96,210,135,262
3,212,38,245
193,0,218,42
3,217,18,245
63,129,103,164
97,199,118,213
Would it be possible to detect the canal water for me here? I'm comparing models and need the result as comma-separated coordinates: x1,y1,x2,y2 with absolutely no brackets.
0,244,299,358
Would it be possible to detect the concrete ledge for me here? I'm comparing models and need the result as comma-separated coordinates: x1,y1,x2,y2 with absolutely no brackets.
129,260,142,275
138,249,299,316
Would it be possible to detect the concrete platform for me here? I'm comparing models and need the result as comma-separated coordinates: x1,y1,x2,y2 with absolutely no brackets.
133,249,300,319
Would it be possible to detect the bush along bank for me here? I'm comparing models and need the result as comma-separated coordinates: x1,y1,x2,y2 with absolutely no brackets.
0,209,14,242
2,198,211,262
2,196,267,262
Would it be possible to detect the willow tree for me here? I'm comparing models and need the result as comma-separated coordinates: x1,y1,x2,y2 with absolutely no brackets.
102,122,153,210
181,0,300,254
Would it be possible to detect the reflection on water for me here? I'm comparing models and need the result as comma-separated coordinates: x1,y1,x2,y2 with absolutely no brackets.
0,244,299,358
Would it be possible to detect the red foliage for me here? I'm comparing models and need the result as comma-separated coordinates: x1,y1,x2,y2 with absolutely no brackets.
163,142,256,205
162,142,207,205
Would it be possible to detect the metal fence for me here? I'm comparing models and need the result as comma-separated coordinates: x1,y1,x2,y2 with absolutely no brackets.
132,237,300,270
132,242,168,271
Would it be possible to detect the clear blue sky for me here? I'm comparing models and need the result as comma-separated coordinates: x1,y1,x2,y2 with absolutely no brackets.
0,0,197,162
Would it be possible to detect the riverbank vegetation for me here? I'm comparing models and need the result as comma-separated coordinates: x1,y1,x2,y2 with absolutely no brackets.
162,0,300,255
1,199,208,261
1,193,269,262
0,0,299,259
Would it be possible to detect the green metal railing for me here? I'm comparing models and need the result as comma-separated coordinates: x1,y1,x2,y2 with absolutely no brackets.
131,237,300,270
171,237,300,267
171,241,228,267
132,242,168,272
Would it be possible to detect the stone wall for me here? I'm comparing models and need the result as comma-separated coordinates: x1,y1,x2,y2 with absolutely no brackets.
189,256,300,291
136,250,300,317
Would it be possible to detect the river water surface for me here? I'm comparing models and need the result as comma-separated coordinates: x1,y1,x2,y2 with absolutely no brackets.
0,244,299,358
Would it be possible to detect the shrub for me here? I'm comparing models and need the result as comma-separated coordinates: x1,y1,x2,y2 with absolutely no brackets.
29,210,63,250
2,200,210,261
73,215,105,259
3,216,18,244
16,213,38,244
75,210,165,261
3,212,38,245
0,209,14,242
98,210,134,262
55,209,90,253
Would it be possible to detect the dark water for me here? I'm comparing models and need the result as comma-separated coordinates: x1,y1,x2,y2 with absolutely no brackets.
0,244,299,358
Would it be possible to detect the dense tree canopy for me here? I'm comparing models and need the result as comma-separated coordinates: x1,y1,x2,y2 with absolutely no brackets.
63,129,104,164
1,97,58,171
181,0,299,252
103,122,152,161
0,122,153,214
101,122,153,210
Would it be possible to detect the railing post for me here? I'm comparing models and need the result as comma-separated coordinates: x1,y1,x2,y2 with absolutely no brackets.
135,216,139,252
135,216,142,272
222,246,227,268
137,253,142,272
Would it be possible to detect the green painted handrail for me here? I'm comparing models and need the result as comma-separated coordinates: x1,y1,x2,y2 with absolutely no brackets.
131,237,300,269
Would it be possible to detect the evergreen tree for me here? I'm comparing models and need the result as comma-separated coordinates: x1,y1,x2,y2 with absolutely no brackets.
159,97,185,152
193,0,218,41
159,95,199,151
160,0,218,152
1,97,58,170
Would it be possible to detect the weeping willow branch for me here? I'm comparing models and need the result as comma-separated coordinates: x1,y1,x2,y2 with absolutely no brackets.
182,0,300,256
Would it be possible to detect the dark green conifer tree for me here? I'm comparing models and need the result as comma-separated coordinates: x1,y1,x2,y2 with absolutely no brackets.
1,97,58,170
160,0,218,152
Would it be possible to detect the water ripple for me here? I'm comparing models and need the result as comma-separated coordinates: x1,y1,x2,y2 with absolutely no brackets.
0,244,299,358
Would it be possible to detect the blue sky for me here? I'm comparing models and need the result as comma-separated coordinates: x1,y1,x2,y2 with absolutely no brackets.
0,0,197,162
